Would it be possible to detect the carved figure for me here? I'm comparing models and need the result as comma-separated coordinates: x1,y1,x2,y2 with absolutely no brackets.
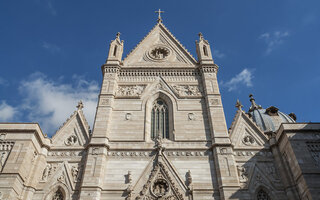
71,166,79,182
237,165,248,183
52,189,64,200
0,151,8,171
117,85,145,96
172,85,201,96
42,164,51,181
127,171,132,184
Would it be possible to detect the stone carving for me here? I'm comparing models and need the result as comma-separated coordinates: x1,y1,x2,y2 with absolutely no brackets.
64,135,78,146
100,98,110,106
237,165,248,184
186,170,193,192
235,151,272,157
150,47,170,60
172,84,202,97
42,164,52,181
127,171,132,184
116,85,145,97
155,134,165,152
220,147,228,155
31,151,37,163
0,151,8,171
242,135,255,146
0,133,6,141
209,98,220,106
151,179,169,197
92,147,99,155
125,113,132,120
188,113,195,121
57,173,65,183
71,166,79,182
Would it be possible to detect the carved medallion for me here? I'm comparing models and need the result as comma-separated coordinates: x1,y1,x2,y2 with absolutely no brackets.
147,45,170,61
65,135,78,146
242,135,255,146
116,85,145,97
151,179,169,198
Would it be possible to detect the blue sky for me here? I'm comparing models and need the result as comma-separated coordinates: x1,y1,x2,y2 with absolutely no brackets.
1,0,319,135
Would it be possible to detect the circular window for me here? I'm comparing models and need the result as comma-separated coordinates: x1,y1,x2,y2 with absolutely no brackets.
147,45,171,61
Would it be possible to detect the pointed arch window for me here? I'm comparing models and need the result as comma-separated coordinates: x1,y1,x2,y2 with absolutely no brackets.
151,99,169,139
52,188,64,200
203,45,208,56
257,189,270,200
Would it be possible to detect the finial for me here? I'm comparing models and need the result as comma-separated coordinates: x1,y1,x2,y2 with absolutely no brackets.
235,99,243,110
249,94,261,111
116,32,120,39
198,32,204,40
77,100,84,110
155,9,164,23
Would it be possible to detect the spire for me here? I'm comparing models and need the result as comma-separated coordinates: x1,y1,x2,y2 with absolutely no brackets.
248,94,261,112
77,100,84,110
195,32,214,64
235,99,243,111
155,9,164,23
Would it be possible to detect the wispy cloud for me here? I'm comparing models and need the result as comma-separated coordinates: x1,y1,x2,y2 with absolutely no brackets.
0,101,17,121
213,49,226,59
222,68,254,91
18,72,99,134
259,31,289,54
42,41,61,53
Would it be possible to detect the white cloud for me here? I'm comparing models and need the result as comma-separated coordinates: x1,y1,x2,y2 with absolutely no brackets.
0,101,17,121
19,72,99,135
259,31,289,54
42,41,60,53
222,68,253,91
213,49,226,59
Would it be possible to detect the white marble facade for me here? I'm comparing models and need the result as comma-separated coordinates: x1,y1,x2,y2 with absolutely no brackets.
0,17,320,200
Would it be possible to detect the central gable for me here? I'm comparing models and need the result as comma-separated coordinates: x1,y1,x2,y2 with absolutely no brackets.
123,22,197,67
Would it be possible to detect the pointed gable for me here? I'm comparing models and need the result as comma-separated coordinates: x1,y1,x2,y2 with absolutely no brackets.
229,110,269,149
123,22,197,67
51,102,90,148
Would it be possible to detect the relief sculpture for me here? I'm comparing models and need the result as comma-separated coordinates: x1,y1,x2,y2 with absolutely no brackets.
116,85,145,97
171,84,202,97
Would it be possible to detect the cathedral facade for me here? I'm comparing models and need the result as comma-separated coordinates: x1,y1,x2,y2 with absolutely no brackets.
0,16,320,200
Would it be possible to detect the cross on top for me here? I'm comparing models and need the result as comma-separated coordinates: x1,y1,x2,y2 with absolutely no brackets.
155,9,164,23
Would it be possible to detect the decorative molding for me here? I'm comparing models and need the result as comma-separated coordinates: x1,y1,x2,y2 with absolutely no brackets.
119,68,200,77
106,151,209,157
188,113,195,121
47,151,85,157
234,151,273,157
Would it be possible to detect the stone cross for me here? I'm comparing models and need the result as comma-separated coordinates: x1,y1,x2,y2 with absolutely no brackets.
155,9,164,22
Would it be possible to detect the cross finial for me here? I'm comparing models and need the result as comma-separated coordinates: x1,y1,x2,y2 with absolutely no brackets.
77,100,83,110
235,99,243,110
155,9,164,23
116,32,120,39
198,32,204,40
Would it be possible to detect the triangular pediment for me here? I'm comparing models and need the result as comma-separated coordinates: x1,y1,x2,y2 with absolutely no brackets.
123,22,197,67
229,110,269,149
51,107,90,148
127,150,189,200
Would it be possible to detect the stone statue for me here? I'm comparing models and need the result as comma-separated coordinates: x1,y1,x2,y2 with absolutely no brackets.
65,135,77,146
237,165,248,183
71,166,79,182
42,164,51,181
0,151,8,171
